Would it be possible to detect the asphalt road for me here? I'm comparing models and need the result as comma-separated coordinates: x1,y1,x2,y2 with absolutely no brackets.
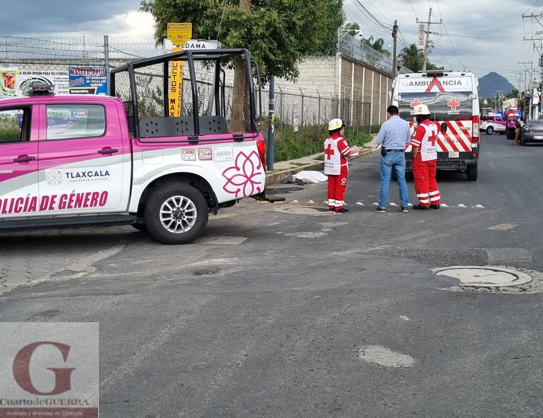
1,133,543,417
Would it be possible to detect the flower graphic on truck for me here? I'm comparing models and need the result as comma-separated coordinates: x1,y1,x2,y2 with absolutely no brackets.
222,151,263,197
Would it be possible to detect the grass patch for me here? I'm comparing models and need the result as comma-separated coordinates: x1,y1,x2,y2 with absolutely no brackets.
264,123,373,162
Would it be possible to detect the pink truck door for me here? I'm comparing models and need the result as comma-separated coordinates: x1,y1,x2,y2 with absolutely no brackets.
37,102,131,215
0,106,39,219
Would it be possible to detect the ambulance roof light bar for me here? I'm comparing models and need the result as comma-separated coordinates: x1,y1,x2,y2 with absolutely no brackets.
28,85,55,96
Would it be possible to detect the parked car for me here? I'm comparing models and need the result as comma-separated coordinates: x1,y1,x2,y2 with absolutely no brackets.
0,49,283,244
521,119,543,145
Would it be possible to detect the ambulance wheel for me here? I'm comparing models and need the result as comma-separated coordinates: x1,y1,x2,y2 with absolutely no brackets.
145,183,209,245
486,126,494,135
467,164,478,181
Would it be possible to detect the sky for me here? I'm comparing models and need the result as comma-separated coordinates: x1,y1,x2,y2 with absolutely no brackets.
3,0,543,88
344,0,543,87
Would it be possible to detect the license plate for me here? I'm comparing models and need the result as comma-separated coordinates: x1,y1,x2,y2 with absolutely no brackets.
449,151,459,158
535,135,543,140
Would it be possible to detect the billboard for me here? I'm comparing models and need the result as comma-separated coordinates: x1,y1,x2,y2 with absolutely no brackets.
0,68,19,98
18,70,70,96
69,66,108,95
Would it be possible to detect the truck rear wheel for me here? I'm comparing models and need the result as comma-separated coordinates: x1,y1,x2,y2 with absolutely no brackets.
145,183,208,245
467,164,478,181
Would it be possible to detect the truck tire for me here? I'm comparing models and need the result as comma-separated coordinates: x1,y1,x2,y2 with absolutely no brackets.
144,183,208,245
466,164,478,181
486,126,494,135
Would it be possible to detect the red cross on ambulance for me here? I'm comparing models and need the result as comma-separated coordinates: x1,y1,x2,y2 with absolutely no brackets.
447,98,460,111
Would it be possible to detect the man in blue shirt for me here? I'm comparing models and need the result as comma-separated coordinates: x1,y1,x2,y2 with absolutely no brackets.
374,105,411,213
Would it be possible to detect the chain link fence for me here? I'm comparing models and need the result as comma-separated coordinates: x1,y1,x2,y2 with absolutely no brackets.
338,34,411,75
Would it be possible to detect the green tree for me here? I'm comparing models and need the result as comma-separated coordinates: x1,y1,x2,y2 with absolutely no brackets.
399,43,443,72
141,0,344,129
362,36,390,57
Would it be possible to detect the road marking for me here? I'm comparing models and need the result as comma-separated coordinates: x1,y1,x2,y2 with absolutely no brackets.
359,346,415,368
356,202,364,206
196,236,249,245
475,204,485,209
285,232,328,239
389,203,398,207
458,204,467,208
487,223,517,231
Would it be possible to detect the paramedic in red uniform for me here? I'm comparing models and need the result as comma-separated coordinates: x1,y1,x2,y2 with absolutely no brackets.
411,104,441,210
324,119,360,213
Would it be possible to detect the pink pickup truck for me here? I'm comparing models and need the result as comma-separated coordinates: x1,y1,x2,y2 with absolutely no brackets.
0,49,279,244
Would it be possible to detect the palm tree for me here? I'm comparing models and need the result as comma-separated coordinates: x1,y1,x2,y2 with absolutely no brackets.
399,43,444,72
362,36,391,57
399,44,422,72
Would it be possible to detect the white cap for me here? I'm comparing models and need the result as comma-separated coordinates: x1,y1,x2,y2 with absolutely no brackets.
413,104,431,116
328,118,344,131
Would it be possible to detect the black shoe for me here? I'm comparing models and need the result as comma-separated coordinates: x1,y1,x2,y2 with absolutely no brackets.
412,205,430,210
430,204,440,210
400,206,409,213
335,208,349,213
374,207,386,213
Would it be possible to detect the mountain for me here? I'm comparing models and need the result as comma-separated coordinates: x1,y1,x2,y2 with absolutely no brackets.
478,72,515,99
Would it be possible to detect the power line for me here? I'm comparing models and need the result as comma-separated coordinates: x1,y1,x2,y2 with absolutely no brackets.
407,0,419,20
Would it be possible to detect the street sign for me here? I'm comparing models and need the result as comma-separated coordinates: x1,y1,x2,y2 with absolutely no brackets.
182,39,221,50
167,23,193,46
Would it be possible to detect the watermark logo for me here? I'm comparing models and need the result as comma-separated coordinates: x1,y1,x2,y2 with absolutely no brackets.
45,169,63,186
0,323,99,417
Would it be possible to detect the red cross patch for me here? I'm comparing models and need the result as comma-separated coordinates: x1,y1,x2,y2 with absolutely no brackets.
325,144,335,160
410,98,422,107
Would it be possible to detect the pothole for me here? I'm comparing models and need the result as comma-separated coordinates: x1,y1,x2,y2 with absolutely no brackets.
434,266,543,294
193,268,221,276
273,206,333,217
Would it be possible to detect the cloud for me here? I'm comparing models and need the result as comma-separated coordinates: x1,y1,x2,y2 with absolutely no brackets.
1,0,149,35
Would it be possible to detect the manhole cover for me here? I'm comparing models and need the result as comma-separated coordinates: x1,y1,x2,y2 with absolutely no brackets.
434,266,532,288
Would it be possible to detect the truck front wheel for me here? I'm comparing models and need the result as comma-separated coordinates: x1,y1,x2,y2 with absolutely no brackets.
145,183,209,245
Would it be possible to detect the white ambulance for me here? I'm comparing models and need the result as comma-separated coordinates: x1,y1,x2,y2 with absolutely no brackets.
392,71,481,181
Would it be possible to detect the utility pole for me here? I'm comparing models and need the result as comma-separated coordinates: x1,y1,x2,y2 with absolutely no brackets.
417,8,442,71
391,20,398,77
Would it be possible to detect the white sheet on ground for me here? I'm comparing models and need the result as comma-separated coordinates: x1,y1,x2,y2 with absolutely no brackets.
292,171,328,183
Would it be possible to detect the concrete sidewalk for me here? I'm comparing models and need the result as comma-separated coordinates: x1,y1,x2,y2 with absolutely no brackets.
265,136,379,185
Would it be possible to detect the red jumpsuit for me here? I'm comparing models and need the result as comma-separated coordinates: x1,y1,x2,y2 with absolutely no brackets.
324,133,352,210
411,120,441,207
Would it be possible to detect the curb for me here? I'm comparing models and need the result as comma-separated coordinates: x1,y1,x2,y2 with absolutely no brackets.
265,148,375,185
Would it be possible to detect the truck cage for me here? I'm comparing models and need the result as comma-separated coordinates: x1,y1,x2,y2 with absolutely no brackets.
110,48,259,142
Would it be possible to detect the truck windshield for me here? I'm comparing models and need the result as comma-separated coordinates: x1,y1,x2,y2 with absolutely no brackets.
398,92,473,122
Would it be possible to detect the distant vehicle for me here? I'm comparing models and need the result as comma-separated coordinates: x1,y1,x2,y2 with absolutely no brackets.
480,113,506,135
392,71,481,181
520,119,543,145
